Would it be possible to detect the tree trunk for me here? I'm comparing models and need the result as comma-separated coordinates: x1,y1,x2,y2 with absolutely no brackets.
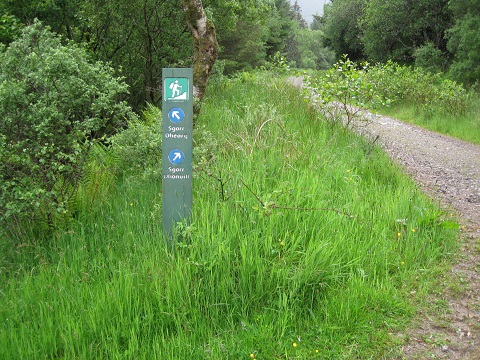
182,0,217,117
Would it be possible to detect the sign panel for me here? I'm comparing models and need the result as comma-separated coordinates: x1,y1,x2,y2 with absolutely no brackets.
162,68,193,240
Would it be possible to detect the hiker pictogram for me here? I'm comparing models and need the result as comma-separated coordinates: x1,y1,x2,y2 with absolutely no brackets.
164,78,189,101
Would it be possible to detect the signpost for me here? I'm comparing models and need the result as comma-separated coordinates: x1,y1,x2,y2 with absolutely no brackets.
162,68,193,238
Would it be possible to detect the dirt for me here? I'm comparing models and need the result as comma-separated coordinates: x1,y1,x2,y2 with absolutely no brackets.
287,77,480,359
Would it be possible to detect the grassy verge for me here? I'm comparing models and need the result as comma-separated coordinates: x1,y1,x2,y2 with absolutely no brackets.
378,99,480,145
0,72,459,359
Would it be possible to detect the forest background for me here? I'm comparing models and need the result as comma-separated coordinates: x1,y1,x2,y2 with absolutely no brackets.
2,0,477,113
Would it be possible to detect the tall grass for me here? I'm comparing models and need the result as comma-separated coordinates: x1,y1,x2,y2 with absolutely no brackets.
0,72,458,359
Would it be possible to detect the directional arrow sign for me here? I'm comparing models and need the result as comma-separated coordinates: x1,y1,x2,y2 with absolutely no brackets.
168,149,185,165
168,108,185,123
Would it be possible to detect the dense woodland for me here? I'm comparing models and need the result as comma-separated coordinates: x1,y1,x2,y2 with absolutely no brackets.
1,0,478,110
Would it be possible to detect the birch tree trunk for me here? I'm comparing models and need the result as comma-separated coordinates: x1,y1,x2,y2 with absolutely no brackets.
182,0,217,116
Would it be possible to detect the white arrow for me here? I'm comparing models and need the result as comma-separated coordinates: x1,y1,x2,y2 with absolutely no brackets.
171,111,181,120
173,152,182,161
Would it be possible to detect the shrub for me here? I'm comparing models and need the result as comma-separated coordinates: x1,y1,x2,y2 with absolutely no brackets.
413,42,447,74
307,56,391,127
0,21,137,230
365,61,470,116
108,121,162,178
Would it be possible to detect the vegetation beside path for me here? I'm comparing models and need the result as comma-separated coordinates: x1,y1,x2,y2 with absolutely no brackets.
0,73,460,359
306,58,480,145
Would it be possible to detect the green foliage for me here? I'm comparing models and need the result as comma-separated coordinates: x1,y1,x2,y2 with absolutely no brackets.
1,0,83,40
365,61,471,116
334,0,480,86
328,0,450,64
204,0,270,39
2,0,193,110
217,0,299,74
82,0,192,109
308,58,473,139
0,13,22,44
74,142,118,216
307,56,391,126
1,0,337,105
108,120,162,178
264,0,296,58
0,21,136,229
414,42,447,73
447,0,480,85
309,59,478,143
0,74,459,359
285,27,335,70
217,19,268,74
360,0,410,62
264,51,291,73
322,0,366,60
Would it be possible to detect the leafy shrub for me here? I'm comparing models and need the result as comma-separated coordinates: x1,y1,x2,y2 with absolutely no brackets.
307,56,391,127
413,42,446,74
365,61,470,116
108,104,162,178
264,51,291,73
0,21,137,229
108,121,162,178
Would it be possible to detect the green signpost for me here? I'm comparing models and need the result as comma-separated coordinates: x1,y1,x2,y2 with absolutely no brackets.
162,68,193,238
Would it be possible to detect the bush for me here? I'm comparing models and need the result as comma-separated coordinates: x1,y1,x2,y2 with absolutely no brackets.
0,21,137,230
108,120,162,178
414,42,447,73
365,61,470,116
307,56,391,127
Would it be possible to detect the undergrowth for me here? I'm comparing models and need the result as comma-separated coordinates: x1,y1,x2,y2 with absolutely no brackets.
0,72,459,359
308,60,480,144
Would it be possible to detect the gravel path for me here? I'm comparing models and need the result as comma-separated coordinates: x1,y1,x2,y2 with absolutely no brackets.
287,77,480,359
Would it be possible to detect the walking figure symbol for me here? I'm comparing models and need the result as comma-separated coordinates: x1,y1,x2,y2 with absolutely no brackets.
170,80,181,98
165,78,189,101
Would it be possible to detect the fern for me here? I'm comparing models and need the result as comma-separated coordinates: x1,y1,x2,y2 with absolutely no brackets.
75,143,118,214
